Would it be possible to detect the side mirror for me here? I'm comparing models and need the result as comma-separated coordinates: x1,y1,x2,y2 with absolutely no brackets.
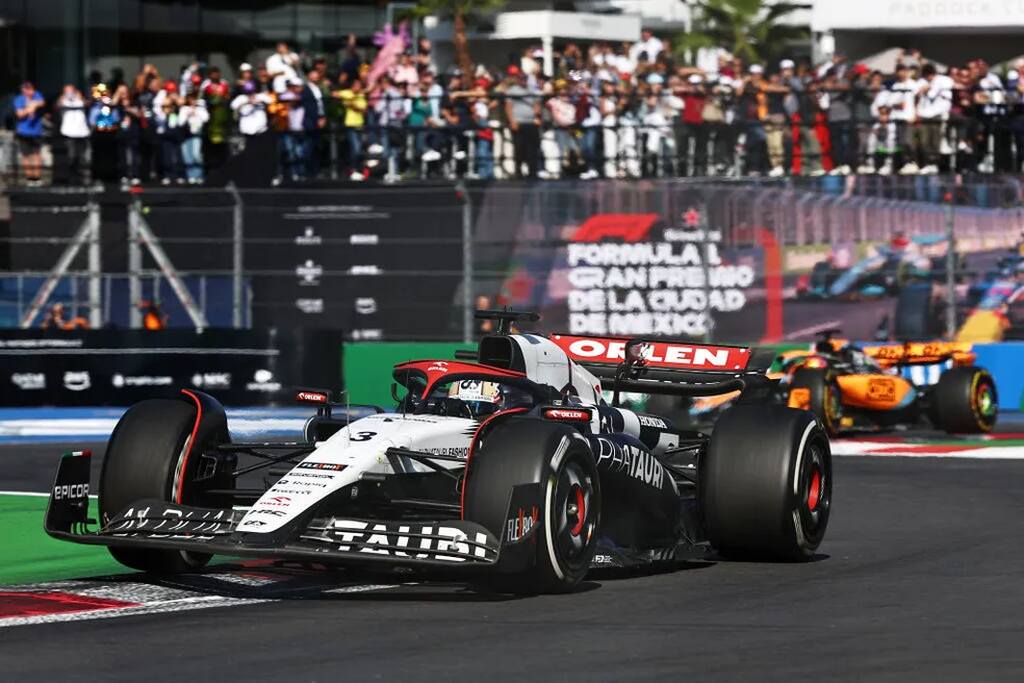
624,339,649,367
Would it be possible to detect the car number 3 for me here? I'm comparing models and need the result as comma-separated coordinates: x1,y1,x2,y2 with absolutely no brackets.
350,431,377,442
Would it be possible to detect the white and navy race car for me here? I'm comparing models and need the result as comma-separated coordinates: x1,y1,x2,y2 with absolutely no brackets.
46,310,832,594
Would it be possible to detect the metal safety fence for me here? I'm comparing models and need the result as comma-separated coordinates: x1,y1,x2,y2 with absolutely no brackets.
9,84,1024,188
4,178,1022,343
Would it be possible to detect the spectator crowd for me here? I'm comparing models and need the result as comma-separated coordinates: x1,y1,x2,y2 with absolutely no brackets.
8,31,1024,187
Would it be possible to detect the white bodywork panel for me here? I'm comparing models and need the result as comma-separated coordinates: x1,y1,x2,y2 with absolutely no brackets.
509,334,602,406
238,333,621,534
238,413,475,534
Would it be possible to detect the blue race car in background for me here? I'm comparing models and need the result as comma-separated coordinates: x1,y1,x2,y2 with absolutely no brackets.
797,234,959,300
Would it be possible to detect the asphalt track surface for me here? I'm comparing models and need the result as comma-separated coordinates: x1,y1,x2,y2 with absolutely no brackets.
3,441,1024,681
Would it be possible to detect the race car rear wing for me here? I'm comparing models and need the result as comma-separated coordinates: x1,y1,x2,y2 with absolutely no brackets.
549,334,777,401
863,341,976,367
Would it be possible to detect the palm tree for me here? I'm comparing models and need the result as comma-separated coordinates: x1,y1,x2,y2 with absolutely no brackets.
412,0,508,79
676,0,808,66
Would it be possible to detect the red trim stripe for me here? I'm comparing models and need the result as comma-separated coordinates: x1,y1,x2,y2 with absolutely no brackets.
570,486,586,536
0,592,140,619
459,407,529,520
176,389,203,504
868,445,977,455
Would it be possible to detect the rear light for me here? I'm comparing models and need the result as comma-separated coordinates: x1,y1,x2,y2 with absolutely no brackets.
544,408,591,422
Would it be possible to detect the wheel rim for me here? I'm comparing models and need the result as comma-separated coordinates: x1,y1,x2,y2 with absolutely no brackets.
551,459,596,565
798,440,830,542
823,383,841,432
974,379,996,425
806,468,822,511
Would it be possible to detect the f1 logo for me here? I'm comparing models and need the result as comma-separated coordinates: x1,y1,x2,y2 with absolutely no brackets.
570,214,659,243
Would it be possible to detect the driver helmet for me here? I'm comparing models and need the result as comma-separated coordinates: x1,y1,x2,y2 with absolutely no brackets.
446,380,532,416
448,380,502,416
890,232,910,249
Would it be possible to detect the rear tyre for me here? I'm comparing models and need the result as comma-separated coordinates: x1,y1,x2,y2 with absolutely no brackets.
702,405,832,561
931,366,998,434
788,367,842,437
99,394,228,573
463,418,600,594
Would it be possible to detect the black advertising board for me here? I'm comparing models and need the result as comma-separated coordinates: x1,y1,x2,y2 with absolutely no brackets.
7,186,466,340
0,328,343,407
240,187,464,339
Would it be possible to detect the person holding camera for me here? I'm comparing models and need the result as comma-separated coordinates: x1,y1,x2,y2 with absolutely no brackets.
14,81,46,185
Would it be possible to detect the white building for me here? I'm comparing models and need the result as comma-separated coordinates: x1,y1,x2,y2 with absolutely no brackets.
812,0,1024,65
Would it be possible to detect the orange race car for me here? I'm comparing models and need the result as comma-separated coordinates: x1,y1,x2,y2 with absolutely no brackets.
780,330,997,437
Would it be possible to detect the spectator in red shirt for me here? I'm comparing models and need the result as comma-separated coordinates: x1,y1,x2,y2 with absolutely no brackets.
679,73,707,175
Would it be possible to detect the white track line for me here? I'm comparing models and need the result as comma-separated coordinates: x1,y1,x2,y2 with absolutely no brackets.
783,319,843,341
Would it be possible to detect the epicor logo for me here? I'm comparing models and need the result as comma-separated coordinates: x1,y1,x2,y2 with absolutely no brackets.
53,483,89,500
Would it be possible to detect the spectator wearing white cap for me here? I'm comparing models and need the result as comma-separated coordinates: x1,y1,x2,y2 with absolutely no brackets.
235,62,256,96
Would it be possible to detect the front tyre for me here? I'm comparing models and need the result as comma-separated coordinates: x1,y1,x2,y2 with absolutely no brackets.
788,367,842,437
701,405,832,561
931,366,998,434
99,391,229,573
463,418,600,594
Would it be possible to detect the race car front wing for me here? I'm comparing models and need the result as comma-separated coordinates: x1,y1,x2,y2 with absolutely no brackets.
44,451,501,569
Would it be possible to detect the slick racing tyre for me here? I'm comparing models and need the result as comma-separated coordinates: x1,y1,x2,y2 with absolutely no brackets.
788,367,843,437
701,405,832,561
463,417,600,594
99,391,229,573
931,366,998,434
